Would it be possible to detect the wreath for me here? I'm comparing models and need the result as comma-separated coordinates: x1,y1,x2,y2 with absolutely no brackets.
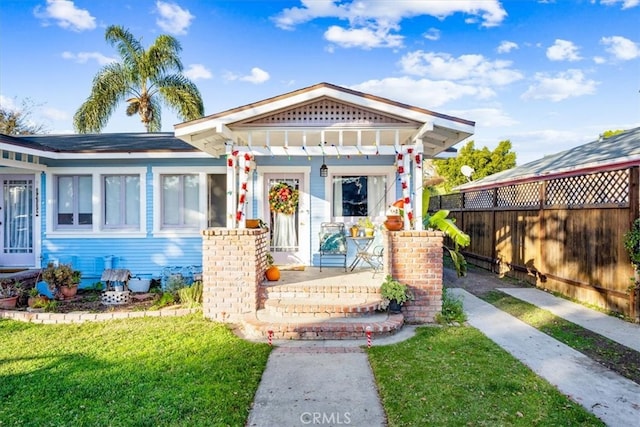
269,182,299,215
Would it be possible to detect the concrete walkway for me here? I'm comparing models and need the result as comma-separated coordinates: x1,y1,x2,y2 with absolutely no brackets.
499,287,640,352
450,288,640,427
246,286,640,427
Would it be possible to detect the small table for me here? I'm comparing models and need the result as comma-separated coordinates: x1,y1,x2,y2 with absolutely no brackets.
348,236,375,271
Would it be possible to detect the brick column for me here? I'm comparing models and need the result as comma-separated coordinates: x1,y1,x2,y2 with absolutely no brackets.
383,230,443,323
201,228,269,323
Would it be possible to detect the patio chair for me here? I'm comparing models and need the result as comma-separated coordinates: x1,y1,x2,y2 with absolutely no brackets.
319,222,347,272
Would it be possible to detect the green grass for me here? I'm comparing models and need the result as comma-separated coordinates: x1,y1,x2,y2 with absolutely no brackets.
368,326,604,426
0,315,271,426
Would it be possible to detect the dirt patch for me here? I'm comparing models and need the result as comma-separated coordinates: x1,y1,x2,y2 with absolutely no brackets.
443,264,532,297
19,289,162,313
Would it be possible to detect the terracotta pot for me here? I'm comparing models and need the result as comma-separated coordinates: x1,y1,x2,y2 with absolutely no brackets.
384,215,404,231
59,284,79,300
28,295,49,308
265,266,281,281
0,296,18,309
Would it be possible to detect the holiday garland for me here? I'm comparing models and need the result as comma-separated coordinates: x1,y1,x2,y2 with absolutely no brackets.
269,182,299,215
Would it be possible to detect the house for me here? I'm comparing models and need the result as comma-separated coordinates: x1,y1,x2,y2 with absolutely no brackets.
0,82,474,285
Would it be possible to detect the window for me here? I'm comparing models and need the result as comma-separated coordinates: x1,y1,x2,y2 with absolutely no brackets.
332,175,387,218
103,175,140,229
207,174,227,227
56,175,92,229
161,174,199,228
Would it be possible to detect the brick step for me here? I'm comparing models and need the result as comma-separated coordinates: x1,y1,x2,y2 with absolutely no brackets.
263,297,382,318
241,311,404,340
261,283,381,300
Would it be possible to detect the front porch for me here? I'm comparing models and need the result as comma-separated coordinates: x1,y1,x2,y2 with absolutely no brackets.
201,227,444,340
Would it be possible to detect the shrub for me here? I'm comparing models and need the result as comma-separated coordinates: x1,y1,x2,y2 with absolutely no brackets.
436,288,467,324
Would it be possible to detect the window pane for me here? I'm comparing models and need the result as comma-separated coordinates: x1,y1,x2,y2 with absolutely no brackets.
58,177,73,214
78,176,92,224
208,174,227,227
162,175,180,225
183,174,199,226
125,176,140,226
104,176,122,226
334,176,367,217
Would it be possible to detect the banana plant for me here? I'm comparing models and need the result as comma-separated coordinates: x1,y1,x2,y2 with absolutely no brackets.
423,189,470,277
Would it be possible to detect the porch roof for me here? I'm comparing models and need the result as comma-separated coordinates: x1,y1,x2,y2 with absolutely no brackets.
174,82,475,158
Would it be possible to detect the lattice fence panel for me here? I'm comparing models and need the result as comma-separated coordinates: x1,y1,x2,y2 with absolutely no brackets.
439,193,463,209
545,169,629,207
497,182,540,207
463,190,493,209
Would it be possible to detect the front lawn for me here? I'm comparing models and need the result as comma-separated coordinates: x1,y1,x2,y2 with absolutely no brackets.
0,314,271,426
368,326,604,426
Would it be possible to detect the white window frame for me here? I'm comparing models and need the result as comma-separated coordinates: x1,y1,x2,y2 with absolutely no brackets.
46,167,147,238
102,174,142,230
152,166,226,236
324,166,396,224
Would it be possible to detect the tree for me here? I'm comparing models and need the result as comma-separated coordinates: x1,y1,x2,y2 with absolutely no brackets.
433,140,516,192
0,98,48,135
74,25,204,133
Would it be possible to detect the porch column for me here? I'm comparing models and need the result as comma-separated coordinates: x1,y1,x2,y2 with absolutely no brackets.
201,227,268,322
383,230,443,323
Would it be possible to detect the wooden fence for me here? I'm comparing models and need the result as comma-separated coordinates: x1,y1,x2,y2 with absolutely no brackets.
430,166,640,321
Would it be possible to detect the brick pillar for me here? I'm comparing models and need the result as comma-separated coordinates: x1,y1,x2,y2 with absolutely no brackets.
201,228,269,323
383,230,443,323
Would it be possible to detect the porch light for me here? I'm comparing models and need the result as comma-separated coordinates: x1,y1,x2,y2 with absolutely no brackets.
320,155,328,177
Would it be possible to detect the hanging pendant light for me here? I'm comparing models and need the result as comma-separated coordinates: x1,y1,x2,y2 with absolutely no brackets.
320,154,328,177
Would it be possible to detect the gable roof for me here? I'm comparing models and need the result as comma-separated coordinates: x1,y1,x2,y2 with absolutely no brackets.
175,82,475,157
456,127,640,191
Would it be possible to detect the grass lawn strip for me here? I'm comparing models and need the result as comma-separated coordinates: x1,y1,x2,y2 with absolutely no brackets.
482,290,640,385
0,314,271,426
368,326,603,426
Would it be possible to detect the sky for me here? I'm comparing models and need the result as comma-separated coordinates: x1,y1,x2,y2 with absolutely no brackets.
0,0,639,165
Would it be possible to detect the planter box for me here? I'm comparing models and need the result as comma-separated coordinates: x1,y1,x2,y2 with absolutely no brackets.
0,296,18,309
128,278,151,293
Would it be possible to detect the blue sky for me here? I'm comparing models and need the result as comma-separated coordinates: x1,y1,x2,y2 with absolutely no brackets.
0,0,638,165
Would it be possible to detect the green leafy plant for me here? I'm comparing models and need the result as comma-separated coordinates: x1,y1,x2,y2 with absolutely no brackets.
379,275,413,309
42,262,80,292
0,280,23,299
436,288,467,324
358,217,375,230
623,218,640,272
151,292,176,310
177,281,203,308
165,274,187,294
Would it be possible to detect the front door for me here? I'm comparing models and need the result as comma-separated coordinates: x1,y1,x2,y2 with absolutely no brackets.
0,175,36,267
264,173,308,266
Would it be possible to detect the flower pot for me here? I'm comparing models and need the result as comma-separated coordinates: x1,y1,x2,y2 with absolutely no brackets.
0,296,18,309
28,295,49,308
387,299,403,314
384,215,404,231
350,226,359,237
59,285,78,300
128,278,151,293
365,228,375,237
265,266,281,281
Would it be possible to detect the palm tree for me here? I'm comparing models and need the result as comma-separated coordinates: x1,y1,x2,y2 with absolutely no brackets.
74,25,204,133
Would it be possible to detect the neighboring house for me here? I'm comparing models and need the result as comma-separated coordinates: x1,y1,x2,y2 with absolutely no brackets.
0,82,474,284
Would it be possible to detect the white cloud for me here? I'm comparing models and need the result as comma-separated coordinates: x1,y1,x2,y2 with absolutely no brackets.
497,41,518,54
521,69,598,102
42,107,69,121
350,76,494,109
183,64,212,81
33,0,96,32
224,68,270,84
325,25,403,49
546,39,582,61
0,95,18,111
423,28,440,41
272,1,506,49
399,51,523,86
600,35,640,60
455,107,518,128
593,56,606,64
61,51,116,65
600,0,639,9
155,1,194,35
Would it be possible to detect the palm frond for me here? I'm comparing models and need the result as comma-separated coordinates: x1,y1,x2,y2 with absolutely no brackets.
157,74,205,120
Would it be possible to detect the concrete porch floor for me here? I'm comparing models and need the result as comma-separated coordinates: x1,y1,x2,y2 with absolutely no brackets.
270,266,386,287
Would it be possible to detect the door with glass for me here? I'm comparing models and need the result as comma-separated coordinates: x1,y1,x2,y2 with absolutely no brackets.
264,173,308,266
0,175,35,267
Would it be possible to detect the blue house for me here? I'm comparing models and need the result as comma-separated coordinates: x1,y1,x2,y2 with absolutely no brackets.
0,82,474,284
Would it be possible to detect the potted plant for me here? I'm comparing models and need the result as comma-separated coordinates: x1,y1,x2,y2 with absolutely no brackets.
265,252,280,281
42,262,81,300
358,217,376,237
0,280,22,309
379,275,413,313
27,287,49,308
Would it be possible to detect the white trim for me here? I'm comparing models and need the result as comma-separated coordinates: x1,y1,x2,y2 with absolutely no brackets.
151,166,226,237
45,167,148,238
